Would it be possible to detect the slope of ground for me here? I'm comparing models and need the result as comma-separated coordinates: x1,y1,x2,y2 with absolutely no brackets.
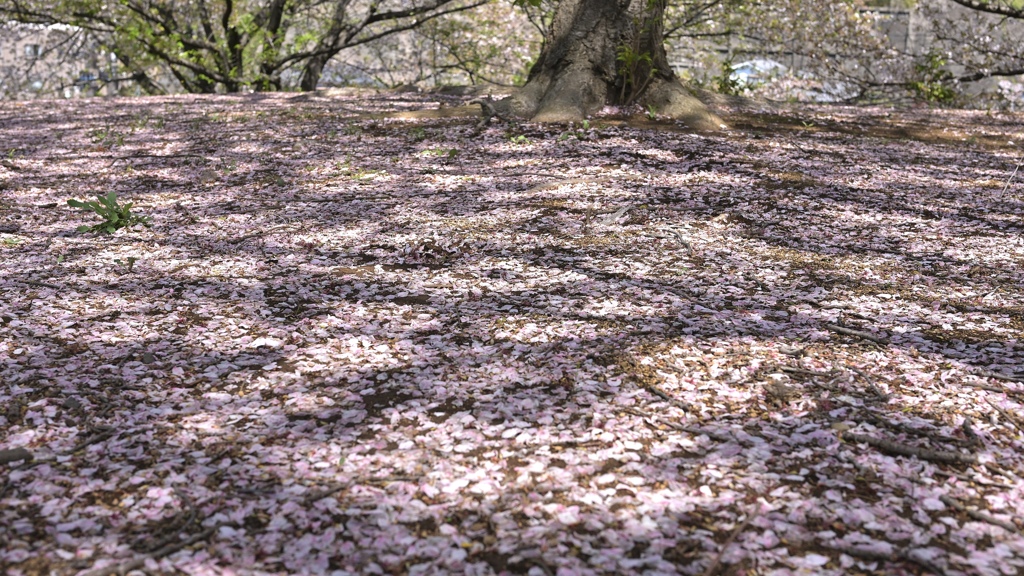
1,90,1023,576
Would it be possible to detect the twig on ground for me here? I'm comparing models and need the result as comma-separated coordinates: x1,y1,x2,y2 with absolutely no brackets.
961,416,982,447
19,279,61,289
524,177,611,195
228,223,296,245
972,369,1024,384
848,366,890,400
827,324,888,344
641,382,692,412
701,509,758,576
857,412,971,448
931,468,1016,489
68,427,116,454
142,488,202,553
841,432,977,464
79,527,215,576
469,96,513,128
939,494,1021,534
665,228,695,253
962,381,1014,394
623,407,734,443
999,150,1021,196
779,365,833,377
984,398,1022,431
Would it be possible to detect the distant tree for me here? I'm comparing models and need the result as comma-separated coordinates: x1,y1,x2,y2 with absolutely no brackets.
928,0,1024,85
0,0,488,94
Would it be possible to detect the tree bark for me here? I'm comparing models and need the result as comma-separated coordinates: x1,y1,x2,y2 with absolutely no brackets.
300,54,330,92
498,0,722,130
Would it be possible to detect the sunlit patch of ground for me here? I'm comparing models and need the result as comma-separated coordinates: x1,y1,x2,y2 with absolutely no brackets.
1,89,1023,575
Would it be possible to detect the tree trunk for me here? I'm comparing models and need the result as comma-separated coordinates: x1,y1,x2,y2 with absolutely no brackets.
299,54,330,92
499,0,722,129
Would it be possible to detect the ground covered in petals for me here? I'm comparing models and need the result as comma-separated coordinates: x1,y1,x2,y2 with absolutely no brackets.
1,90,1023,576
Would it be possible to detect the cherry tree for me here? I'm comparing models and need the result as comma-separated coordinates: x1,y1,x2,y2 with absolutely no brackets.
493,0,723,128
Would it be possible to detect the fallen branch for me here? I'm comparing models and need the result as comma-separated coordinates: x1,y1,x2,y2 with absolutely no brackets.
623,407,734,443
848,366,890,400
68,427,116,454
962,381,1013,394
973,369,1023,384
931,468,1016,489
79,527,215,576
985,398,1023,432
641,382,692,412
826,324,888,344
0,447,33,464
939,495,1021,534
841,432,977,464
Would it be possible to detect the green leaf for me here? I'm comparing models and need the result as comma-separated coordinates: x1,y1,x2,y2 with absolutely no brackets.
76,225,92,233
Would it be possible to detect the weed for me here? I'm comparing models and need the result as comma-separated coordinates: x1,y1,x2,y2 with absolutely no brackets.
508,134,531,145
1,237,20,247
423,147,460,158
617,43,655,105
645,105,657,120
713,59,744,96
67,192,152,234
558,120,594,142
114,256,139,273
89,127,126,147
130,112,151,131
410,127,428,142
910,52,957,104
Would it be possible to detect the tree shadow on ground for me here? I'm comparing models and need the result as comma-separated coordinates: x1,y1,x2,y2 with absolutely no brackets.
1,93,1023,575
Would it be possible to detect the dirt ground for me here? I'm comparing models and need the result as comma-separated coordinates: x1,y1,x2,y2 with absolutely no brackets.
1,89,1022,575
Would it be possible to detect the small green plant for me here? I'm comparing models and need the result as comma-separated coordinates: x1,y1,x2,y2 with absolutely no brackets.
713,59,744,96
509,134,531,145
1,237,20,247
423,147,459,158
89,127,126,147
558,120,595,142
616,42,654,105
114,256,139,273
910,52,956,104
645,105,657,120
67,192,152,234
410,127,428,142
130,112,151,131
